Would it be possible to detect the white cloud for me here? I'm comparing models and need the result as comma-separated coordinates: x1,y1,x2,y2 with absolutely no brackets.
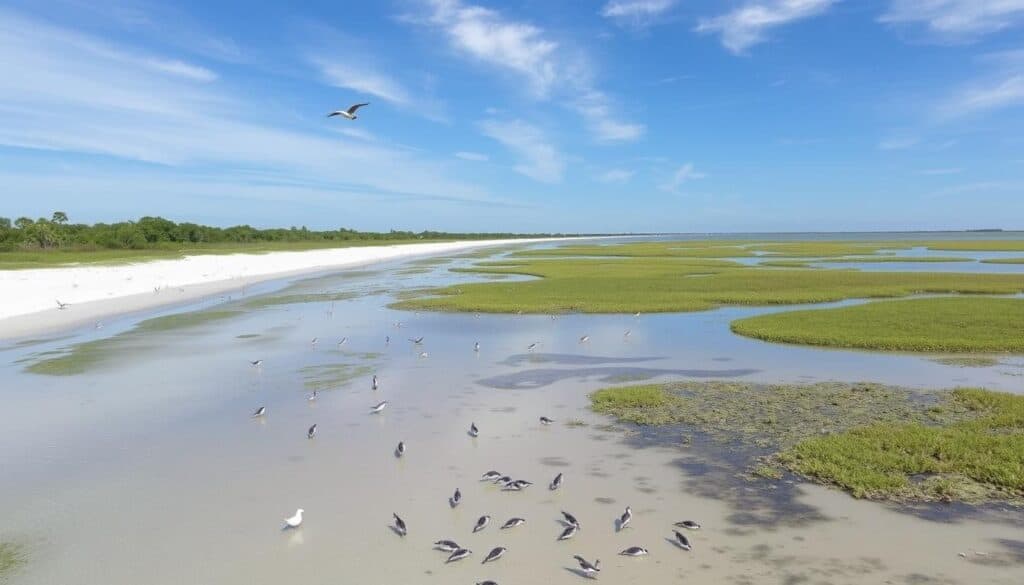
143,58,217,82
415,0,643,142
937,74,1024,117
312,58,412,106
455,151,489,161
479,119,564,183
660,163,706,193
601,0,676,26
596,169,635,182
0,9,501,209
918,167,963,175
696,0,838,54
880,0,1024,38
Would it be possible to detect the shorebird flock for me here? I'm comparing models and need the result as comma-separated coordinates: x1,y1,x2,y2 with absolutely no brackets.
256,315,697,582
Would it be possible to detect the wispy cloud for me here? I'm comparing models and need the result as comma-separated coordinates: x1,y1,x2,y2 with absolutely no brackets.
660,163,706,193
696,0,838,54
413,0,643,143
143,58,217,82
455,151,489,161
936,74,1024,118
596,169,635,182
880,0,1024,39
918,167,963,175
0,9,501,209
600,0,677,27
312,58,412,106
479,119,564,183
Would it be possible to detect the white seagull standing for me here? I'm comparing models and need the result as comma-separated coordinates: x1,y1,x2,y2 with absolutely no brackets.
283,508,304,529
328,102,369,120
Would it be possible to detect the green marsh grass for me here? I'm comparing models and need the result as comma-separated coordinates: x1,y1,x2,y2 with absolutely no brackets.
980,257,1024,264
590,382,1024,503
730,297,1024,353
0,541,25,581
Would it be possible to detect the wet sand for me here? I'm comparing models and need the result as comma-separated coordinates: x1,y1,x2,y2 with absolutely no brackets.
1,246,1022,585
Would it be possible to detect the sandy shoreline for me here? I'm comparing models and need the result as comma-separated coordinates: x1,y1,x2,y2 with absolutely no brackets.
0,238,567,340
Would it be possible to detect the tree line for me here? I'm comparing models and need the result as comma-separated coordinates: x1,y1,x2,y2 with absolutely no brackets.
0,213,566,251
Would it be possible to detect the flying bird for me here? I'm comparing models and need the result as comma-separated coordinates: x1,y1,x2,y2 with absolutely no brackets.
446,548,472,563
283,508,304,529
56,300,69,310
252,406,266,418
549,472,563,491
573,555,600,576
473,515,490,533
328,102,369,120
482,546,507,564
617,506,632,531
501,517,526,529
672,530,692,551
434,539,460,552
392,513,407,537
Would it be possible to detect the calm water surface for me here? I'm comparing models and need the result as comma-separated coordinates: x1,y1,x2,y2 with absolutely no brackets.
1,239,1022,584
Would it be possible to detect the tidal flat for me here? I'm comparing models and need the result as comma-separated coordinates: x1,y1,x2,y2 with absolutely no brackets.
2,237,1023,585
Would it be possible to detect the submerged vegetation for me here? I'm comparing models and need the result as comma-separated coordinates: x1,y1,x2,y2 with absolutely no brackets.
731,297,1024,353
0,541,25,581
590,381,1024,503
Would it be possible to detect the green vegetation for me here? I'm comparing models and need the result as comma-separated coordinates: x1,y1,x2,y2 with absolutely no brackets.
932,356,1001,367
0,212,567,269
922,241,1024,252
814,256,968,263
981,257,1024,264
589,381,1024,503
731,297,1024,353
242,291,360,309
25,310,241,375
0,541,26,581
393,254,1024,314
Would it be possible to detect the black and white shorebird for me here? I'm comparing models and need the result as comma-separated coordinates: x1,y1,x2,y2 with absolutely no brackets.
474,341,480,352
674,520,701,530
395,441,406,457
392,513,407,537
624,329,631,338
561,511,580,528
494,475,513,486
619,546,648,557
579,335,590,343
468,422,479,437
481,470,502,482
327,102,369,120
540,416,555,425
672,530,692,551
434,539,460,552
252,406,266,418
527,342,538,351
617,506,632,531
476,581,498,585
472,515,490,533
557,523,579,540
370,400,388,414
56,299,69,310
418,351,429,359
372,375,379,390
250,359,263,367
409,336,424,344
446,548,472,563
337,337,348,347
449,488,461,508
385,335,390,345
310,337,318,346
550,472,563,491
283,508,304,529
573,555,600,577
500,517,526,529
482,546,507,564
307,424,317,439
308,390,318,402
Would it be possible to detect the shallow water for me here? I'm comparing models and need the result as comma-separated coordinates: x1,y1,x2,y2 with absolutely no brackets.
1,243,1023,584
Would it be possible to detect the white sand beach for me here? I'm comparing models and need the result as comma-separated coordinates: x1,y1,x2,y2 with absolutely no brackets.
0,238,564,339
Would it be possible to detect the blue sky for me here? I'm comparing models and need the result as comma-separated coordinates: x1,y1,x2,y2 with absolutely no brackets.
1,0,1023,233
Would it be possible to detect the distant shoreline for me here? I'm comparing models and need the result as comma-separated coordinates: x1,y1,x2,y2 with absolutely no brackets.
0,237,581,340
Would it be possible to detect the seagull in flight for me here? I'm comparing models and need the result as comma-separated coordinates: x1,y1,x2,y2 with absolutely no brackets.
328,102,369,120
56,300,69,310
